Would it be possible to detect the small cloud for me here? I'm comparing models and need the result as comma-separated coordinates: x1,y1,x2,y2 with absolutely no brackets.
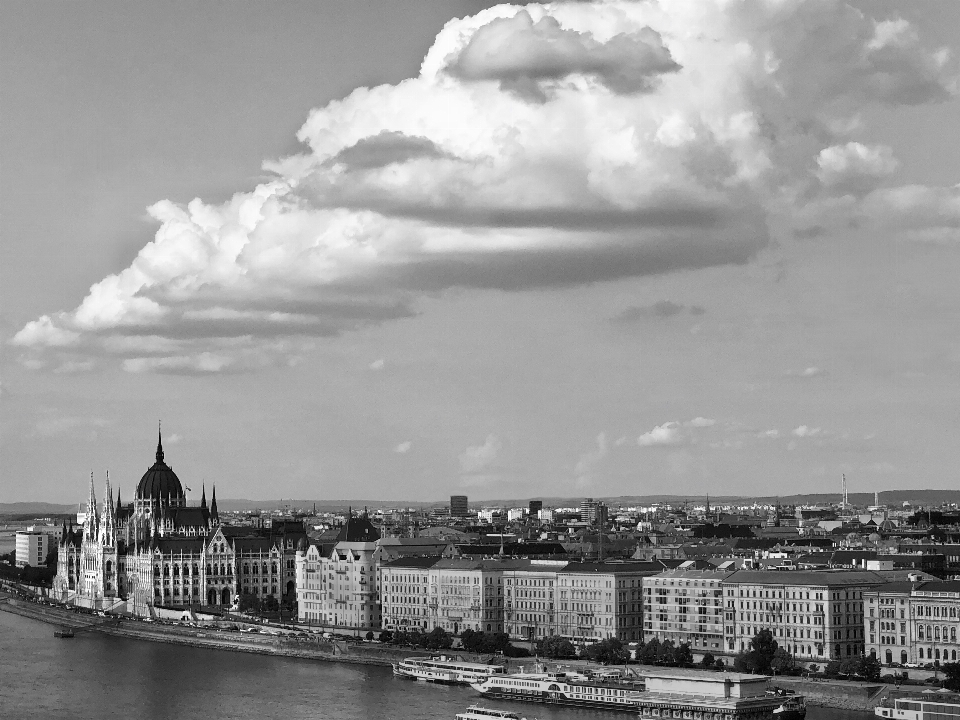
684,417,715,428
638,422,683,447
787,366,826,378
792,425,822,438
166,433,182,445
459,434,502,474
393,441,412,454
759,429,780,439
369,358,385,371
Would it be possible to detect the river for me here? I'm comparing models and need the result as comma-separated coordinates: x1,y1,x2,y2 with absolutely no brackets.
0,611,873,720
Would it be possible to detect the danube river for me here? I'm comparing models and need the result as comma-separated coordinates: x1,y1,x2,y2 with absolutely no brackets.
0,611,872,720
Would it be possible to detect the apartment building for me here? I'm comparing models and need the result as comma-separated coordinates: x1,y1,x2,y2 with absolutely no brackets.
864,580,960,666
642,569,735,655
724,570,884,662
557,561,661,644
502,559,567,640
379,557,505,634
295,512,381,629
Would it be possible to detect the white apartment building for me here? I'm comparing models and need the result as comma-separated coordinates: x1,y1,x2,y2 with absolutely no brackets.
379,557,505,634
558,561,659,644
16,531,51,568
643,568,734,654
295,513,381,629
503,559,567,640
864,580,960,666
724,570,883,662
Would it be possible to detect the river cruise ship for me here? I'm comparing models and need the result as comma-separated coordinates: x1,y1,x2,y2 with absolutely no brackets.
876,697,960,720
455,707,526,720
471,666,801,719
393,655,507,685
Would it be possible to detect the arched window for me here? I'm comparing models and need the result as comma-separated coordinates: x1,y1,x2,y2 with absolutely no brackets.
262,562,268,574
193,564,199,575
244,564,250,575
105,560,112,573
935,626,941,640
173,565,180,577
252,564,259,576
952,628,957,642
206,564,212,575
163,565,170,577
271,562,277,574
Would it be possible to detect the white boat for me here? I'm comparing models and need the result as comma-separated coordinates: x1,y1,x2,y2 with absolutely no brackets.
472,666,798,717
876,697,960,719
455,707,526,720
470,669,646,712
392,655,507,685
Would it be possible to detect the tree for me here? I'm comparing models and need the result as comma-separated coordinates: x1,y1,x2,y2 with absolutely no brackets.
537,635,576,659
422,627,453,650
824,660,842,677
637,638,661,665
674,642,694,668
771,647,798,674
700,653,716,669
657,639,677,666
379,630,393,643
856,654,881,681
237,592,261,613
943,663,960,692
735,629,779,674
581,638,629,665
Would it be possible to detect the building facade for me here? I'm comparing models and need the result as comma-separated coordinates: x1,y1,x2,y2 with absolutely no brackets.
15,531,51,568
557,561,658,644
295,512,381,629
864,580,960,666
53,431,303,616
643,569,734,655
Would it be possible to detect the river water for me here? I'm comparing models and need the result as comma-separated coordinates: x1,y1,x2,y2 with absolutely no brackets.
0,611,872,720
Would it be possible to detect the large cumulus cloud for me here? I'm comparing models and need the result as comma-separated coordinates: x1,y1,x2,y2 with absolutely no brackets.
13,0,957,373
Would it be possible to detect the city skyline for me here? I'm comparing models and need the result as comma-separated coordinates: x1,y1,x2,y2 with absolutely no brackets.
3,1,960,504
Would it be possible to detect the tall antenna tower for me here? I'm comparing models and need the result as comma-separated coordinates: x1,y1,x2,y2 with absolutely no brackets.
841,474,848,508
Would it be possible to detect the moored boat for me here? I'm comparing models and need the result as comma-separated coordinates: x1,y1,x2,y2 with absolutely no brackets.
472,666,804,718
772,696,806,720
393,655,507,685
876,697,960,719
455,706,527,720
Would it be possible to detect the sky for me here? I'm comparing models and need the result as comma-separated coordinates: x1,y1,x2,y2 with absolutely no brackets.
2,0,960,505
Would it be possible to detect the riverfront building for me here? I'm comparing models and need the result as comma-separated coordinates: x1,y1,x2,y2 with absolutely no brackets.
642,568,734,654
295,512,381,629
52,430,305,615
557,561,659,644
641,568,886,663
864,580,960,666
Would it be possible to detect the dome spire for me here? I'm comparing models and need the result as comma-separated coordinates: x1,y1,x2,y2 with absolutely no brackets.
156,421,164,464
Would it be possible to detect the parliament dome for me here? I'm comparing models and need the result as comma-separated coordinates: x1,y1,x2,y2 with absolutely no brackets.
136,430,185,503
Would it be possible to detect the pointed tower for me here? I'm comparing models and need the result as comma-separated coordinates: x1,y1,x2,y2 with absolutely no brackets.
200,484,208,510
156,421,165,464
115,486,122,517
100,471,116,546
84,471,99,541
210,484,219,524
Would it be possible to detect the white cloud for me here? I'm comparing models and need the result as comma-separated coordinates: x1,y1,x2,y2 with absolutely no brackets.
792,425,822,438
369,358,385,371
459,434,502,474
574,432,609,488
12,0,957,371
684,417,715,428
394,441,412,454
759,429,780,439
637,421,683,447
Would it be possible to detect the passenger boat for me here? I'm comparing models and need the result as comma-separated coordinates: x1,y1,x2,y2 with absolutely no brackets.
393,655,507,685
53,627,75,638
472,666,802,718
772,696,806,720
876,697,960,719
455,707,526,720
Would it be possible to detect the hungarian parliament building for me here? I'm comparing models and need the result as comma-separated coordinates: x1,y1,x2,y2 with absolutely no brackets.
52,431,305,615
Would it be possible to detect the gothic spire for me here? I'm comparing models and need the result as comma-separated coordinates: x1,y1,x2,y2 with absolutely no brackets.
210,484,219,522
156,421,164,464
116,486,122,516
200,483,207,509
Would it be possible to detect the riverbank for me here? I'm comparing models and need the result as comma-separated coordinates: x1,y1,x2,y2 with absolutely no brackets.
0,593,923,713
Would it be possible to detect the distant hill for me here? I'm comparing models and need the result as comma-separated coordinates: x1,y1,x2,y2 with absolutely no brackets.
0,502,76,517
